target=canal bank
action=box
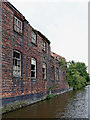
[2,85,89,118]
[2,88,72,114]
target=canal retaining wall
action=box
[2,88,72,114]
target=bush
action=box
[46,94,54,100]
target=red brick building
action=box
[0,2,69,113]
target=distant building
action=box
[0,2,69,113]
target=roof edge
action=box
[37,31,51,44]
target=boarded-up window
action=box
[42,63,46,79]
[31,58,36,78]
[14,16,22,34]
[13,50,21,77]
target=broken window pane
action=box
[13,50,21,77]
[42,63,46,79]
[31,31,36,44]
[14,16,22,34]
[42,41,46,51]
[31,58,36,78]
[31,71,35,78]
[31,65,35,70]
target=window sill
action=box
[13,76,23,78]
[43,79,47,81]
[14,30,23,36]
[31,78,37,82]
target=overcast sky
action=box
[9,0,88,66]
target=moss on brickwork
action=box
[2,98,42,114]
[2,100,27,113]
[2,88,72,114]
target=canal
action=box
[2,85,90,118]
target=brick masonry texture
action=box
[1,2,69,112]
[0,1,2,108]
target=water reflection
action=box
[3,85,89,118]
[60,87,88,118]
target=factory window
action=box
[42,63,46,79]
[14,16,22,34]
[42,40,46,51]
[13,50,21,77]
[31,31,37,44]
[51,66,55,81]
[56,68,59,81]
[31,58,36,78]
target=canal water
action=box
[2,85,90,118]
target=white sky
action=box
[8,0,88,66]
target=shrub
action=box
[46,94,54,100]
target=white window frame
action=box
[31,31,37,44]
[14,16,22,34]
[31,58,36,78]
[13,50,21,77]
[42,40,46,51]
[42,63,46,79]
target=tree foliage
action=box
[66,61,89,90]
[58,59,89,90]
[75,62,89,82]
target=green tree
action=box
[58,58,89,90]
[66,61,88,90]
[75,62,90,82]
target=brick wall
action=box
[2,2,69,103]
[0,1,2,101]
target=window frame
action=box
[31,57,37,79]
[56,68,59,81]
[42,40,46,52]
[51,66,55,81]
[13,50,21,77]
[31,31,37,44]
[14,16,23,34]
[42,63,47,80]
